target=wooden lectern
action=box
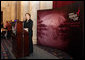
[11,21,29,58]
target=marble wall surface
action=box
[1,1,53,44]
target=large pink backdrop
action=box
[37,9,71,50]
[37,1,83,59]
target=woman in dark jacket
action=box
[24,13,33,54]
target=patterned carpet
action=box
[1,38,72,59]
[36,45,72,59]
[1,38,12,59]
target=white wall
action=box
[1,1,53,44]
[40,1,53,10]
[21,1,53,44]
[31,1,53,44]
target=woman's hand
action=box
[24,28,29,32]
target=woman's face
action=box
[26,14,30,20]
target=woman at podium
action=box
[24,13,33,54]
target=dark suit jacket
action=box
[24,19,33,37]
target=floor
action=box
[19,45,59,59]
[1,38,72,59]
